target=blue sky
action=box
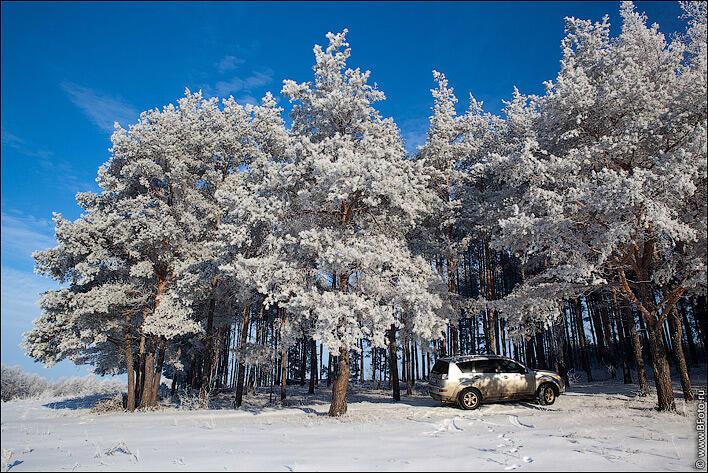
[1,1,685,378]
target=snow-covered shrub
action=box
[49,376,122,398]
[91,393,126,414]
[1,365,50,401]
[176,388,208,410]
[1,365,122,401]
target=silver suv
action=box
[428,355,565,410]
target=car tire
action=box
[537,383,556,406]
[457,388,482,410]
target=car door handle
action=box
[502,375,509,379]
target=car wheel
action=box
[457,388,482,410]
[537,383,556,405]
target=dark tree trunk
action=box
[234,305,251,408]
[200,298,216,402]
[623,307,649,395]
[280,310,288,403]
[308,337,317,395]
[388,324,400,402]
[360,339,365,384]
[614,305,633,384]
[574,298,593,382]
[647,325,676,411]
[694,295,707,348]
[669,309,694,401]
[150,337,167,405]
[404,332,412,395]
[681,307,698,365]
[139,340,156,409]
[124,317,136,412]
[299,335,306,387]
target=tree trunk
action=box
[616,244,684,411]
[359,339,365,384]
[139,340,156,409]
[299,334,306,387]
[124,317,136,412]
[280,310,288,403]
[647,325,676,411]
[623,307,649,395]
[150,337,167,405]
[234,305,251,408]
[693,295,707,348]
[388,324,400,402]
[308,337,317,395]
[681,307,698,365]
[574,298,593,382]
[136,326,146,406]
[200,298,216,402]
[404,331,412,395]
[139,272,168,408]
[669,309,694,401]
[328,346,350,416]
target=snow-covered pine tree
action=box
[470,2,707,411]
[417,71,509,356]
[213,92,293,407]
[274,30,451,416]
[25,210,149,411]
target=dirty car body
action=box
[428,355,565,409]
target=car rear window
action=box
[457,361,475,373]
[431,360,449,375]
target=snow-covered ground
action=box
[1,381,703,471]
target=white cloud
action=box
[1,131,53,159]
[0,266,56,330]
[1,130,94,194]
[61,82,137,133]
[216,55,246,73]
[1,212,56,261]
[212,69,274,98]
[236,95,258,106]
[214,77,245,97]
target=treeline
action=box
[167,244,705,402]
[23,2,706,414]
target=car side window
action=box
[457,361,475,373]
[500,360,526,374]
[473,360,501,373]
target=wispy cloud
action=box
[216,54,246,73]
[0,264,92,379]
[1,211,56,261]
[212,69,274,97]
[0,266,57,329]
[61,82,137,133]
[1,131,53,159]
[1,130,93,194]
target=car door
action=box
[472,359,504,400]
[499,360,534,398]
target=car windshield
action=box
[431,360,449,375]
